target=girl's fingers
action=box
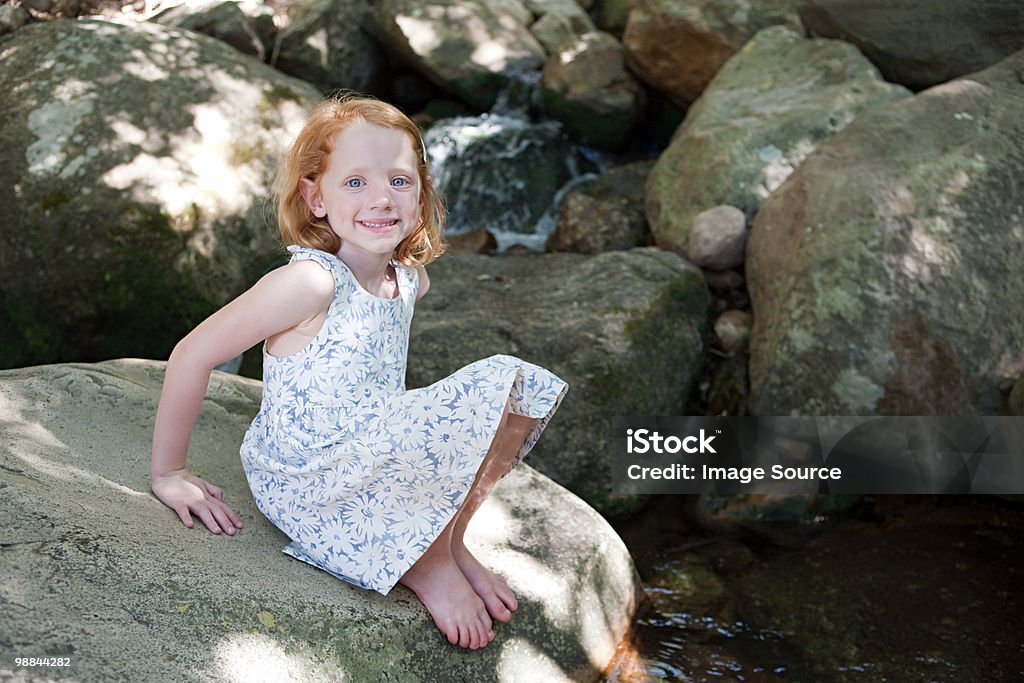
[205,482,224,500]
[209,504,237,535]
[194,506,222,534]
[174,504,195,529]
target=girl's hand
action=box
[151,469,244,536]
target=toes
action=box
[484,595,512,622]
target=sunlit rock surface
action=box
[0,360,641,681]
[645,26,908,255]
[746,48,1024,416]
[0,19,318,369]
[369,0,545,110]
[409,249,710,517]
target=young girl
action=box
[150,94,567,650]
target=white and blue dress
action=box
[240,246,568,594]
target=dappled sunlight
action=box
[6,425,149,498]
[396,3,528,71]
[395,15,442,55]
[213,632,346,683]
[502,551,572,631]
[123,47,171,81]
[101,66,305,229]
[497,637,568,682]
[465,491,522,547]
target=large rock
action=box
[150,0,277,62]
[800,0,1024,91]
[622,0,803,107]
[546,160,653,254]
[409,250,710,516]
[540,30,646,151]
[0,19,318,369]
[746,49,1024,416]
[369,0,546,110]
[523,0,594,54]
[274,0,389,95]
[0,360,641,681]
[645,26,909,255]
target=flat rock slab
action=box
[0,360,640,681]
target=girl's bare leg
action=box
[398,406,537,646]
[398,517,495,649]
[450,409,538,622]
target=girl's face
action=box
[301,122,422,260]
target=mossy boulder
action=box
[368,0,545,110]
[645,26,909,256]
[540,30,646,151]
[0,359,641,681]
[409,249,710,517]
[746,48,1024,416]
[0,19,319,369]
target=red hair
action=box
[273,93,445,265]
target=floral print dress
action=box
[240,246,568,594]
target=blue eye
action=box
[391,177,410,188]
[345,178,364,189]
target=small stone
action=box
[688,205,747,270]
[713,309,753,356]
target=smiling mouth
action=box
[358,219,400,232]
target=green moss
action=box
[260,83,303,109]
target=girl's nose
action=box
[368,185,394,210]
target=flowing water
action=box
[423,113,595,252]
[606,495,1024,682]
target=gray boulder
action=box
[524,0,594,54]
[540,30,646,151]
[273,0,389,95]
[622,0,803,107]
[645,26,909,255]
[150,0,277,62]
[409,250,710,517]
[0,19,319,369]
[800,0,1024,91]
[369,0,545,109]
[0,360,641,681]
[746,49,1024,416]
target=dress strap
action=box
[287,245,344,289]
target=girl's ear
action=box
[299,178,327,218]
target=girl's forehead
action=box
[331,122,418,162]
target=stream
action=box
[605,495,1024,682]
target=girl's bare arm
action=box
[151,259,334,533]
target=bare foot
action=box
[400,542,495,649]
[452,541,518,622]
